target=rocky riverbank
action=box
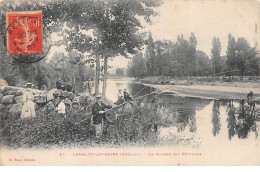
[0,85,95,126]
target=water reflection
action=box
[212,100,221,136]
[105,79,259,143]
[227,99,259,140]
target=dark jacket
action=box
[92,102,112,124]
[56,81,65,90]
[124,92,132,102]
[66,83,73,92]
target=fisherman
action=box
[92,94,112,138]
[123,88,132,102]
[21,83,36,118]
[56,78,65,91]
[66,81,73,92]
[148,92,160,132]
[116,89,125,105]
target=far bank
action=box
[136,77,260,100]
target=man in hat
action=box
[66,81,73,92]
[56,78,65,91]
[116,89,125,105]
[123,88,132,102]
[148,92,160,132]
[92,94,112,138]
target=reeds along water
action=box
[226,99,259,140]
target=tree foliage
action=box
[211,37,222,74]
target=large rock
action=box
[46,89,55,102]
[3,86,17,95]
[2,95,15,104]
[14,95,24,104]
[0,93,3,102]
[34,92,47,104]
[0,78,8,87]
[15,89,24,96]
[0,104,5,111]
[61,91,75,100]
[0,86,4,93]
[8,103,22,119]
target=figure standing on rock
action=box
[116,89,125,105]
[56,78,65,91]
[21,83,36,118]
[123,88,132,102]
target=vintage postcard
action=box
[0,0,260,166]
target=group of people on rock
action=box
[56,78,74,93]
[116,88,133,104]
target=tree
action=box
[48,51,94,92]
[226,33,237,79]
[195,50,212,76]
[60,0,161,97]
[0,0,87,86]
[211,37,222,75]
[115,68,124,78]
[235,37,258,79]
[146,32,156,76]
[127,53,147,79]
[175,33,197,77]
[189,32,197,76]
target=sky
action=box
[47,0,260,72]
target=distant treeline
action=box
[127,33,259,79]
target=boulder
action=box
[0,86,4,93]
[34,92,47,104]
[3,86,17,95]
[2,95,15,104]
[46,89,55,102]
[0,104,5,111]
[15,89,24,96]
[14,95,24,104]
[8,103,22,119]
[0,78,8,86]
[61,91,75,100]
[0,93,3,102]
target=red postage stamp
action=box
[6,11,43,55]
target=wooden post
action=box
[95,29,100,96]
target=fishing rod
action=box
[75,84,177,125]
[133,86,148,98]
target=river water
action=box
[100,79,260,148]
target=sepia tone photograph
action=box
[0,0,260,166]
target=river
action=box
[100,78,260,148]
